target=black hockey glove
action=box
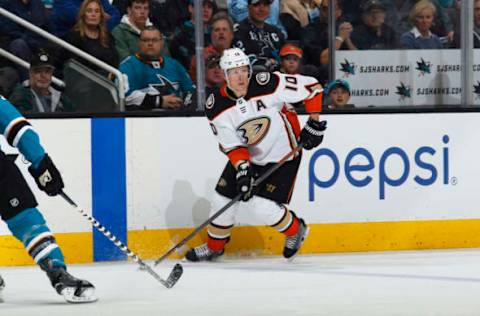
[236,161,254,202]
[28,154,64,196]
[300,119,327,150]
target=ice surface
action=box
[2,249,480,316]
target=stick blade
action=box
[165,263,183,289]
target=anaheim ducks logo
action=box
[237,117,271,145]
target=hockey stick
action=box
[59,191,183,289]
[154,142,304,266]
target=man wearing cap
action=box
[233,0,285,72]
[169,0,216,70]
[9,52,74,114]
[204,54,225,95]
[350,0,398,50]
[324,79,354,109]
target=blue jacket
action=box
[0,95,45,169]
[50,0,120,38]
[0,0,53,49]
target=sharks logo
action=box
[416,58,432,76]
[395,82,412,101]
[150,74,180,96]
[474,81,480,99]
[339,59,356,77]
[237,117,271,145]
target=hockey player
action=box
[185,48,326,262]
[0,95,96,303]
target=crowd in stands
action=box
[0,0,476,113]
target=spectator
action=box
[119,26,195,110]
[301,0,354,67]
[189,12,234,82]
[9,52,74,113]
[472,0,480,48]
[67,0,119,74]
[204,54,225,94]
[382,0,454,42]
[111,0,153,62]
[233,0,285,72]
[323,79,354,110]
[453,0,480,48]
[279,43,303,74]
[228,0,287,37]
[170,0,216,70]
[350,0,398,50]
[423,0,455,41]
[0,0,53,78]
[401,0,443,49]
[50,0,120,39]
[158,0,191,37]
[279,0,322,41]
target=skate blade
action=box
[61,287,98,304]
[287,226,310,262]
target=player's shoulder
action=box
[246,72,280,97]
[204,87,236,121]
[0,95,12,108]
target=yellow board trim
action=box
[0,232,92,266]
[3,219,480,266]
[128,219,480,260]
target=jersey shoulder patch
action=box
[247,72,280,98]
[205,93,215,110]
[255,72,271,85]
[204,89,236,121]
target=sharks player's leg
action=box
[185,162,240,262]
[0,153,96,303]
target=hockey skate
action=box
[283,218,309,260]
[185,243,224,262]
[40,260,97,303]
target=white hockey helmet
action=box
[220,48,252,88]
[220,48,250,70]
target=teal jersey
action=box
[0,96,45,168]
[120,54,195,106]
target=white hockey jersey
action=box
[205,71,323,167]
